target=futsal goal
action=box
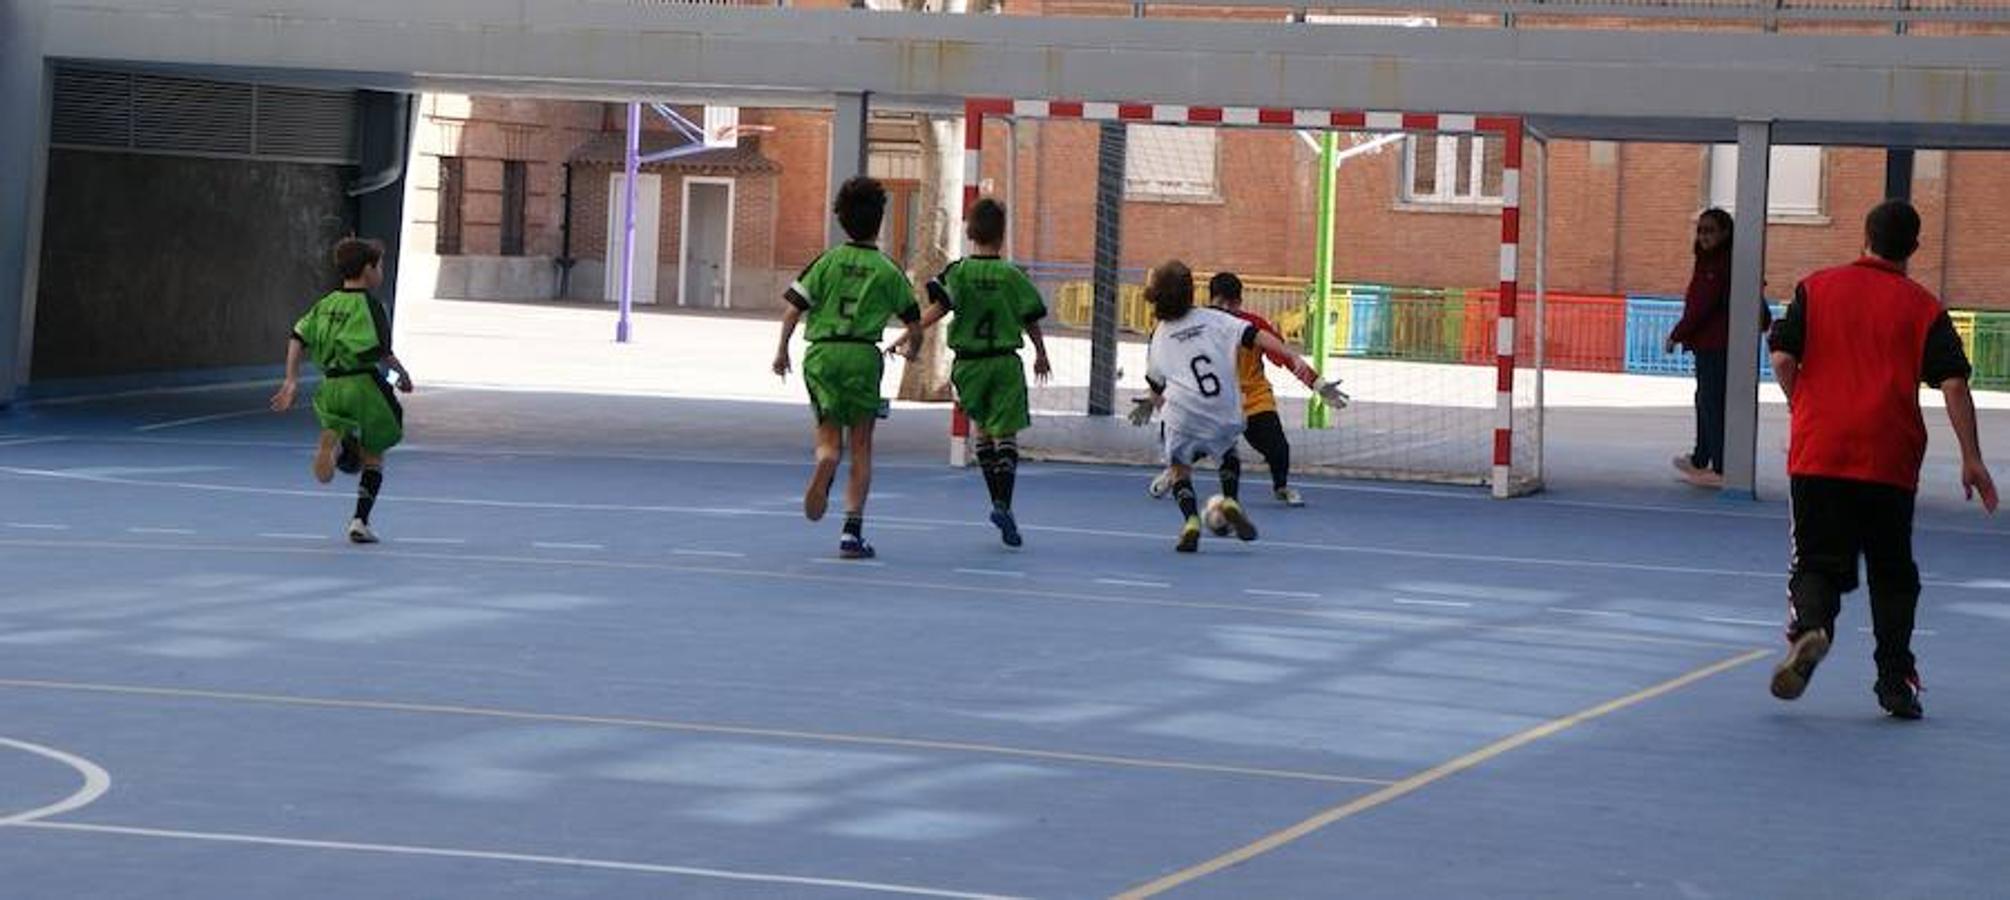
[948,98,1545,497]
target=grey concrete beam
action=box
[829,92,870,247]
[42,1,2010,130]
[1723,120,1771,501]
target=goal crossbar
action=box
[959,97,1530,498]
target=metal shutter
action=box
[50,65,359,164]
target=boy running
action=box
[905,198,1052,547]
[1132,261,1346,552]
[774,176,924,560]
[269,237,413,544]
[1149,272,1317,506]
[1766,200,1996,719]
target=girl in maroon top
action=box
[1666,209,1769,485]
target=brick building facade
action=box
[405,6,2010,313]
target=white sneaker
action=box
[1274,486,1305,507]
[346,519,379,544]
[1147,471,1173,499]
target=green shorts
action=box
[803,341,885,426]
[951,353,1031,437]
[313,373,404,454]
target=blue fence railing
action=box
[1624,295,1784,381]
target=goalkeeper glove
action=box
[1312,377,1350,410]
[1127,396,1157,427]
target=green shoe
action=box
[1176,516,1202,553]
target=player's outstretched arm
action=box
[1254,330,1348,408]
[1026,322,1053,384]
[891,305,948,359]
[383,353,415,393]
[1941,377,1998,514]
[271,336,305,411]
[774,306,803,377]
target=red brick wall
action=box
[1943,151,2010,308]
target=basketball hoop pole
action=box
[617,101,640,344]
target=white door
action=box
[679,177,735,308]
[605,172,662,304]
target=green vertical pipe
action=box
[1308,131,1338,429]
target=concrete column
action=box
[1885,148,1915,201]
[828,91,870,247]
[352,91,416,311]
[0,1,50,406]
[1723,120,1772,500]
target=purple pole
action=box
[617,101,640,343]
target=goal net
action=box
[954,100,1545,497]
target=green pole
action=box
[1308,130,1338,429]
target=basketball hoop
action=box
[701,106,776,149]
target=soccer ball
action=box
[1202,494,1233,536]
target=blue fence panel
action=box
[1344,287,1389,356]
[1624,296,1692,375]
[1626,294,1782,381]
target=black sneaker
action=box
[1770,629,1830,701]
[1875,675,1924,720]
[838,534,876,560]
[335,435,363,475]
[989,507,1022,548]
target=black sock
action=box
[1173,478,1198,520]
[355,466,383,523]
[1219,451,1243,502]
[843,513,864,540]
[973,437,1004,508]
[995,436,1019,510]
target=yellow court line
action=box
[1113,647,1772,899]
[0,677,1390,787]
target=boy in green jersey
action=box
[903,198,1051,547]
[269,238,415,544]
[773,177,924,559]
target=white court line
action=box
[5,523,69,531]
[811,557,886,568]
[956,568,1025,579]
[1858,626,1938,637]
[0,737,112,826]
[12,821,1019,899]
[0,537,1761,650]
[531,542,603,551]
[10,465,2008,583]
[257,532,326,541]
[1096,578,1170,589]
[133,407,272,433]
[1548,607,1630,618]
[126,527,195,536]
[0,437,68,449]
[1700,616,1779,628]
[392,537,467,546]
[1393,598,1474,609]
[1244,589,1321,600]
[672,549,745,558]
[869,522,934,532]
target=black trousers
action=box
[1788,476,1921,681]
[1690,349,1728,474]
[1243,410,1291,490]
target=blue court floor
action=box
[2,385,2007,898]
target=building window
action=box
[1402,135,1504,206]
[501,160,528,257]
[1125,125,1219,201]
[1708,145,1825,220]
[437,157,465,256]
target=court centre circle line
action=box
[0,737,111,826]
